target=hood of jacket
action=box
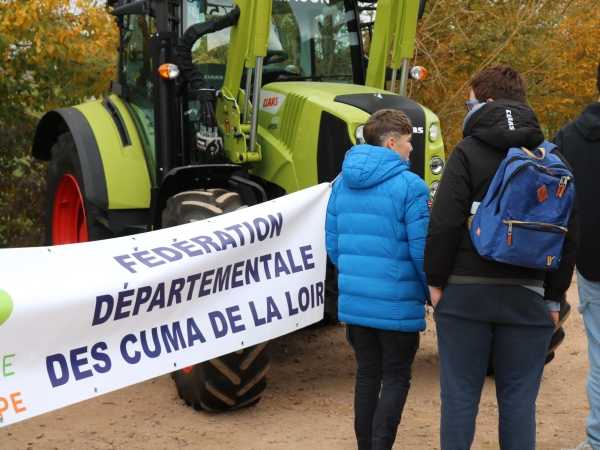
[573,102,600,141]
[463,99,545,150]
[342,144,408,189]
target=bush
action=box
[0,118,46,248]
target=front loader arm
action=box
[217,0,272,165]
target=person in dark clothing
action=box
[424,65,579,450]
[557,62,600,450]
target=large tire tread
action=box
[163,189,271,412]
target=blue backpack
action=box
[469,141,575,270]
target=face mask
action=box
[463,101,486,133]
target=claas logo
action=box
[0,288,13,327]
[262,97,279,108]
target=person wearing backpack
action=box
[423,65,579,449]
[556,62,600,450]
[326,109,430,450]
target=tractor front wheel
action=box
[162,189,271,411]
[44,132,111,245]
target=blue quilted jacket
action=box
[325,144,430,332]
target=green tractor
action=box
[31,0,445,411]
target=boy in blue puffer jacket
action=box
[326,109,430,450]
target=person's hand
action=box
[429,286,443,308]
[550,311,559,325]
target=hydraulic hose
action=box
[177,5,241,93]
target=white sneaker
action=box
[561,443,593,450]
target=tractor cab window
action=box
[119,5,157,158]
[184,0,233,90]
[270,0,359,84]
[183,0,360,88]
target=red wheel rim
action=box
[53,174,88,245]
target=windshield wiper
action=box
[276,74,353,82]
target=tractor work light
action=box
[429,123,439,142]
[355,124,365,144]
[409,66,428,81]
[430,156,444,175]
[158,63,180,80]
[429,180,440,198]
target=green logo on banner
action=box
[0,288,14,326]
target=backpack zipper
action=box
[497,162,570,202]
[489,158,567,203]
[556,176,571,198]
[502,219,568,246]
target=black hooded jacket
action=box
[424,99,579,302]
[554,102,600,281]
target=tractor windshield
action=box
[183,0,362,88]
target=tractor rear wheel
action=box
[162,189,271,411]
[44,132,111,245]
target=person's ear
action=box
[486,98,494,103]
[383,136,394,150]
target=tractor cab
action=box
[118,0,365,168]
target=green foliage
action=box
[0,0,117,127]
[0,118,45,248]
[0,0,117,247]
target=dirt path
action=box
[1,280,590,449]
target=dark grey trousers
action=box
[434,284,555,450]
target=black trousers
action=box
[435,284,555,450]
[346,324,420,450]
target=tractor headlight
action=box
[355,125,365,144]
[429,181,440,198]
[429,123,439,142]
[429,156,444,175]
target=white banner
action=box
[0,184,330,426]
